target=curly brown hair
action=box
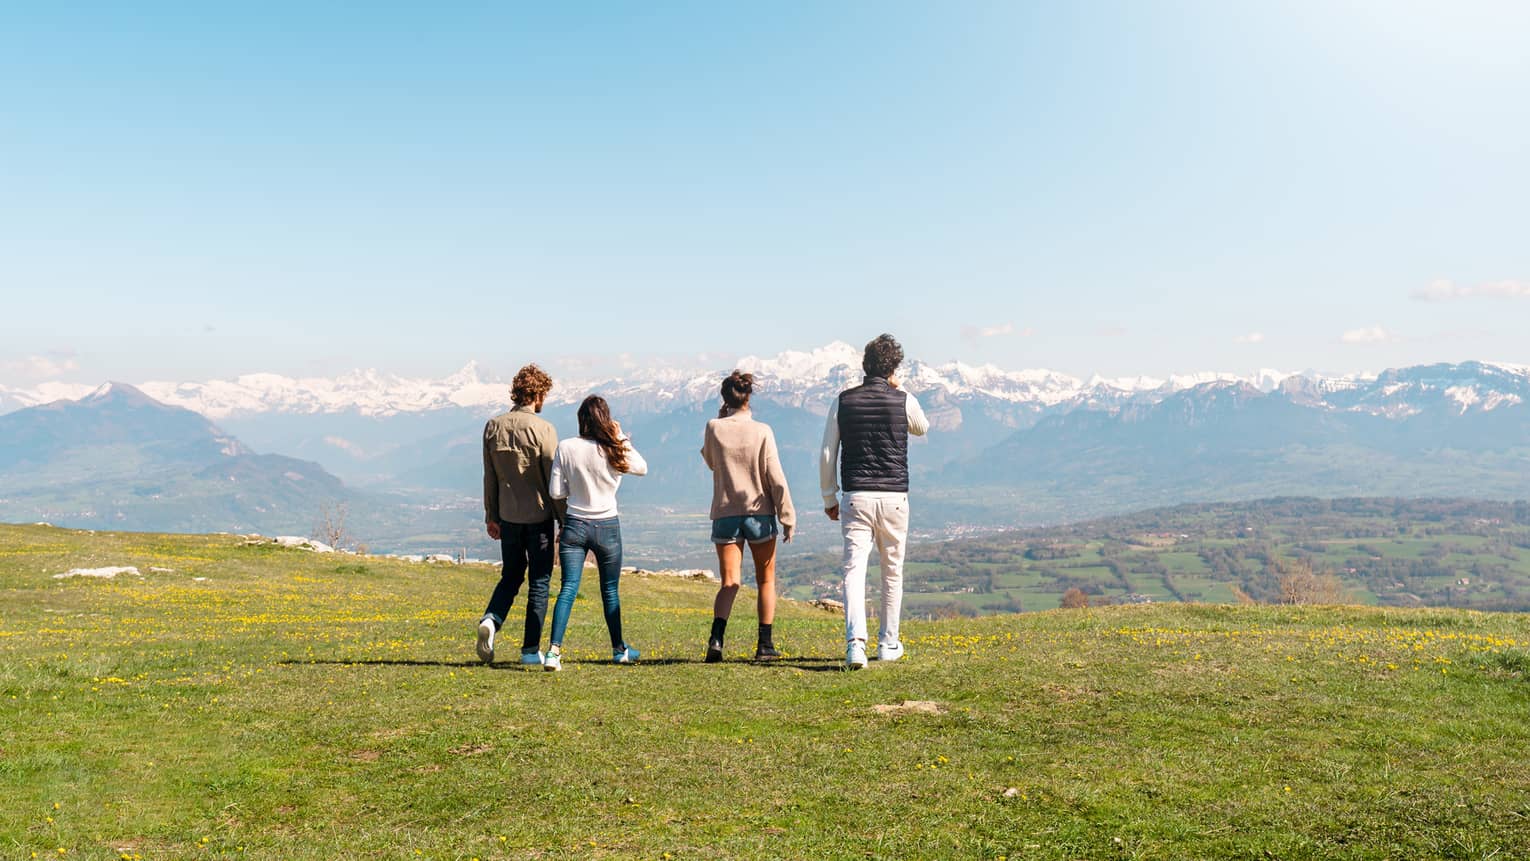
[862,334,904,378]
[511,364,553,407]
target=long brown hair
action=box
[577,395,630,473]
[719,370,754,418]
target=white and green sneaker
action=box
[544,647,562,672]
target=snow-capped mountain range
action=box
[8,341,1520,421]
[5,344,1530,553]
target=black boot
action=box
[706,617,726,663]
[754,623,780,661]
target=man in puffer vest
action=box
[819,334,930,669]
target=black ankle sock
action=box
[757,623,774,648]
[710,617,727,644]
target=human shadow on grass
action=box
[625,656,850,673]
[280,657,854,673]
[539,656,850,673]
[278,659,485,668]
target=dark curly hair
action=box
[511,364,553,407]
[862,334,904,379]
[719,370,754,417]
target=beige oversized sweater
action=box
[700,409,796,533]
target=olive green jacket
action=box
[483,405,565,525]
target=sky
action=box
[3,1,1529,386]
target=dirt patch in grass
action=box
[871,700,946,716]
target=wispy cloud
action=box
[1,353,78,380]
[1234,332,1266,344]
[1411,279,1530,302]
[1340,326,1397,345]
[960,322,1033,340]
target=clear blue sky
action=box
[3,1,1528,384]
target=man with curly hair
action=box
[478,363,565,667]
[819,334,929,669]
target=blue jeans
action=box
[550,516,626,650]
[483,518,555,654]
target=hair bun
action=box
[731,371,754,395]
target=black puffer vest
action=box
[837,377,910,493]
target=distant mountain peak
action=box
[83,381,160,408]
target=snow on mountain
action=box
[0,381,97,414]
[135,364,516,418]
[4,347,1527,421]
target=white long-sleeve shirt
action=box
[549,436,648,520]
[819,389,929,508]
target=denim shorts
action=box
[711,514,778,545]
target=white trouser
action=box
[839,492,909,644]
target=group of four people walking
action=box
[476,333,926,670]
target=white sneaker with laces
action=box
[877,639,905,663]
[475,618,496,664]
[845,640,868,670]
[520,650,545,668]
[544,648,562,672]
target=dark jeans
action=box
[550,516,625,650]
[483,518,556,654]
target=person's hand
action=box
[825,505,840,521]
[782,525,795,543]
[486,521,501,541]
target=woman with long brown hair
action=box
[700,371,795,662]
[544,395,648,670]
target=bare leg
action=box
[749,538,777,625]
[713,542,743,619]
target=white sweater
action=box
[549,436,648,520]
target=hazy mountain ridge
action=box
[0,382,347,535]
[6,347,1524,434]
[0,342,1386,419]
[4,352,1530,557]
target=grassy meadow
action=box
[2,523,1529,860]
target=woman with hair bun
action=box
[700,370,796,662]
[544,394,648,670]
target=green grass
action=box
[3,524,1529,860]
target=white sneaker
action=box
[520,650,545,668]
[544,648,562,672]
[877,639,904,662]
[475,619,496,664]
[845,640,868,670]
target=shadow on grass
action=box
[277,657,852,673]
[608,656,849,673]
[278,659,484,668]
